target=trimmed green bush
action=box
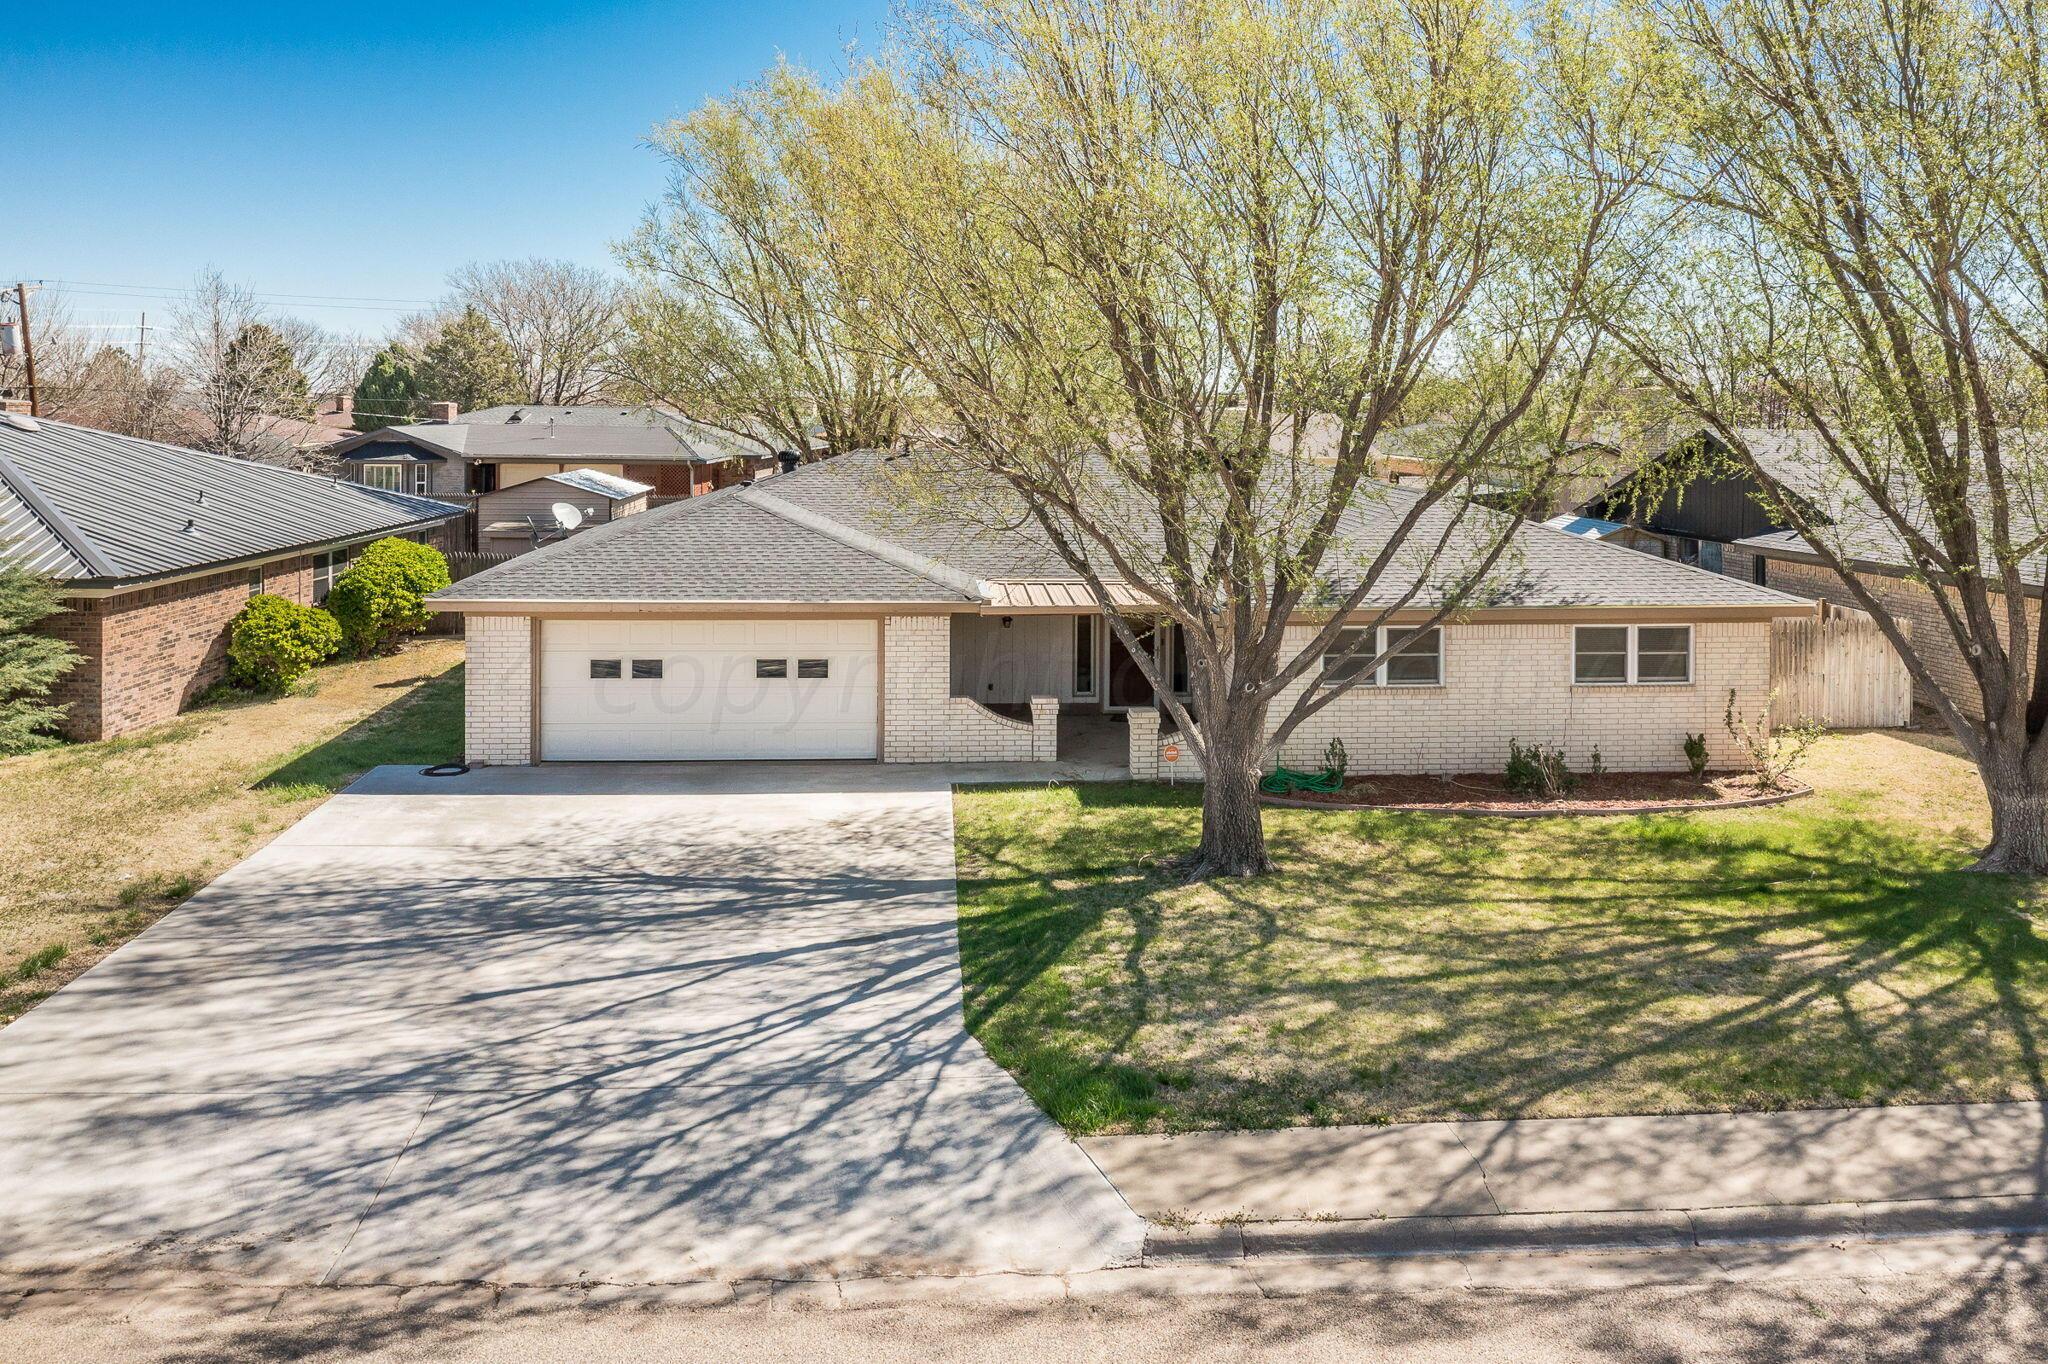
[326,538,451,656]
[227,594,341,693]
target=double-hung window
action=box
[1321,625,1443,688]
[1573,624,1692,685]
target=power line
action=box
[36,278,439,307]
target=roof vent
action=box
[195,489,208,506]
[182,517,198,534]
[507,409,525,424]
[0,410,40,432]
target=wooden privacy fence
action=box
[444,550,521,581]
[1770,607,1913,728]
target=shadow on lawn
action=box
[955,782,2048,1134]
[254,664,465,797]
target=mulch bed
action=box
[1263,771,1813,817]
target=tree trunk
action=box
[1187,711,1273,879]
[1975,755,2048,874]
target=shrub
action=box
[1724,688,1824,791]
[1505,738,1575,798]
[1683,732,1710,778]
[327,538,451,655]
[1323,736,1348,780]
[227,594,341,693]
[1588,745,1605,777]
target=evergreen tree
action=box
[0,560,79,754]
[351,343,425,431]
[417,308,525,414]
[223,323,312,419]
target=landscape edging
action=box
[1260,780,1814,818]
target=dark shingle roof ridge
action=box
[1516,498,1812,606]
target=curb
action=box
[1260,780,1814,818]
[1141,1194,2048,1264]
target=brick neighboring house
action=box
[430,449,1815,773]
[322,404,792,552]
[0,414,460,741]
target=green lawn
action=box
[954,731,2048,1133]
[0,639,465,1024]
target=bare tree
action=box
[169,271,321,455]
[446,259,621,405]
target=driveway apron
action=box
[0,763,1143,1284]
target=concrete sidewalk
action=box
[1083,1101,2048,1261]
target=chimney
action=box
[0,397,30,415]
[425,401,459,423]
[332,393,354,418]
[776,450,801,474]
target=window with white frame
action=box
[1321,625,1443,687]
[312,548,350,603]
[357,462,429,496]
[1573,624,1692,685]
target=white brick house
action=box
[432,451,1813,776]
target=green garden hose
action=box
[1260,766,1345,795]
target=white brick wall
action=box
[1150,620,1769,776]
[882,615,1039,762]
[465,615,533,765]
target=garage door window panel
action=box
[589,659,623,679]
[756,658,788,679]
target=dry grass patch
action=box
[955,731,2048,1133]
[0,639,464,1024]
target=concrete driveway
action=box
[0,764,1142,1285]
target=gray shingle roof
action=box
[438,481,973,605]
[436,449,1808,612]
[333,405,774,466]
[0,417,460,585]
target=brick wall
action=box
[1132,620,1771,778]
[45,556,314,741]
[464,614,534,765]
[1761,557,2036,722]
[881,615,1038,762]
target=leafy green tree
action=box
[758,0,1648,877]
[0,560,79,754]
[326,538,451,655]
[227,595,342,693]
[417,308,525,414]
[352,344,425,431]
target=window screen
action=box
[1383,627,1441,686]
[1635,626,1692,682]
[1573,627,1630,684]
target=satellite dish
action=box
[552,502,585,531]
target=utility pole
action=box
[13,283,40,416]
[137,311,147,366]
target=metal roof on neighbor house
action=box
[0,417,461,586]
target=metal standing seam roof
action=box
[435,448,1816,613]
[0,417,461,585]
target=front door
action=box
[1107,624,1157,710]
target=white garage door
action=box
[540,618,880,761]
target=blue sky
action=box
[4,1,889,340]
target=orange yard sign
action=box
[1163,743,1180,763]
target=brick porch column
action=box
[1029,695,1059,761]
[1127,708,1159,779]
